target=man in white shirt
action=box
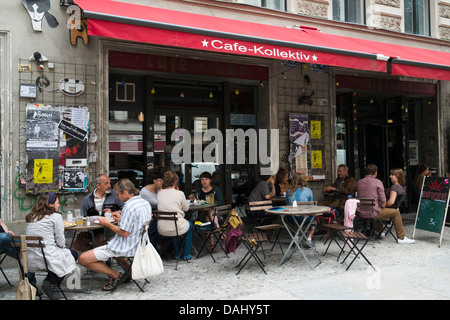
[79,178,152,291]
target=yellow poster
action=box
[310,120,321,139]
[34,159,53,183]
[312,150,322,169]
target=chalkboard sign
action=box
[413,177,450,247]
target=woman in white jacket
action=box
[26,192,78,300]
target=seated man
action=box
[319,164,356,215]
[73,174,123,251]
[81,174,123,217]
[356,164,415,244]
[79,178,152,291]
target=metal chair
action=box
[110,221,152,293]
[249,200,285,257]
[152,211,190,270]
[0,251,13,287]
[195,204,232,262]
[378,193,407,242]
[338,230,375,271]
[10,235,68,300]
[235,232,268,275]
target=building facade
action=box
[1,0,449,223]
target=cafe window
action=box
[404,0,430,36]
[116,82,135,102]
[241,0,286,11]
[332,0,365,24]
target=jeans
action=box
[0,232,19,259]
[173,221,194,259]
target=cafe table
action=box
[265,205,330,270]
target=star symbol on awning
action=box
[312,54,318,61]
[201,39,209,47]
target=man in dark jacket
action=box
[319,164,356,214]
[81,174,123,217]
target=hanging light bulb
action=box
[282,72,286,79]
[180,91,184,98]
[138,112,144,122]
[235,88,239,95]
[151,87,155,94]
[209,91,213,98]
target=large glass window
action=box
[332,0,365,24]
[241,0,286,11]
[404,0,430,36]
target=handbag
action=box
[132,226,164,280]
[16,235,37,300]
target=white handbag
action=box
[132,226,164,280]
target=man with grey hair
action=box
[74,174,123,251]
[319,164,356,215]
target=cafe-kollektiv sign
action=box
[413,177,450,247]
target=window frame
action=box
[404,0,430,36]
[332,0,366,25]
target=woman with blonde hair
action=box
[286,173,316,247]
[157,171,193,260]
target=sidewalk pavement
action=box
[1,213,450,301]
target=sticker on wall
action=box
[59,78,85,96]
[22,0,59,31]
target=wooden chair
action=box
[195,204,232,262]
[152,211,190,270]
[249,200,285,257]
[10,235,68,300]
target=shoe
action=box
[398,236,415,244]
[41,279,60,300]
[380,231,386,238]
[102,272,124,291]
[306,238,314,248]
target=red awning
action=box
[74,0,450,81]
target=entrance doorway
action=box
[108,74,262,203]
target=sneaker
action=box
[303,238,314,249]
[398,236,415,244]
[41,279,60,300]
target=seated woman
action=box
[26,193,78,300]
[188,171,224,252]
[377,168,407,238]
[140,171,164,245]
[247,174,277,225]
[285,173,316,247]
[274,167,290,197]
[157,171,194,260]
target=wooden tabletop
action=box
[188,203,217,211]
[265,205,330,216]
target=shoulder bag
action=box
[16,235,37,300]
[132,225,164,280]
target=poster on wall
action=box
[288,113,326,180]
[26,104,89,194]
